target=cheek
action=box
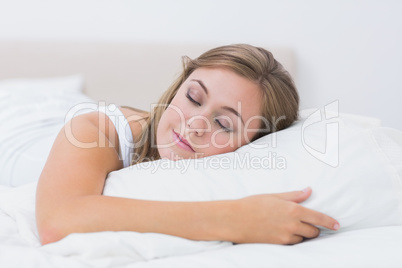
[159,105,184,127]
[168,97,194,122]
[211,128,256,151]
[157,108,176,141]
[209,131,240,150]
[242,118,263,143]
[157,104,190,145]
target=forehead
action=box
[185,67,263,121]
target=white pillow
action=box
[103,107,402,235]
[0,75,94,186]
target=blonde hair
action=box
[132,44,299,164]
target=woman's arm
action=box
[36,110,233,244]
[36,110,339,245]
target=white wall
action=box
[0,0,401,129]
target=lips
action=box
[173,130,195,152]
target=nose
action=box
[186,115,210,137]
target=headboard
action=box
[0,41,296,111]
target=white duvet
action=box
[1,77,402,267]
[1,124,402,268]
[1,182,402,268]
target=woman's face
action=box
[156,67,263,160]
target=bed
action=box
[0,41,401,268]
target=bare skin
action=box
[36,107,339,245]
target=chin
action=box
[159,149,203,161]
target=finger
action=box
[272,187,312,203]
[286,235,304,245]
[300,207,340,231]
[296,222,320,239]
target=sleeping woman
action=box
[36,44,340,245]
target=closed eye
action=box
[214,118,232,133]
[186,91,201,106]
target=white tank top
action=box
[98,104,134,168]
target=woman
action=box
[36,44,340,245]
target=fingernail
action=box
[302,187,311,193]
[333,223,340,230]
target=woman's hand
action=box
[226,187,339,245]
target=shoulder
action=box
[57,112,123,172]
[71,106,149,148]
[119,107,149,141]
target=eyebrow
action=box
[192,79,209,95]
[191,79,245,125]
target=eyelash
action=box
[186,91,201,106]
[214,118,232,133]
[186,90,232,133]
